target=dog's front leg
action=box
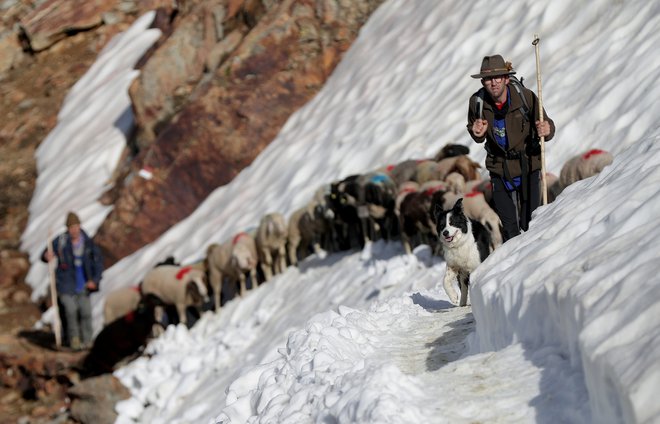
[458,272,470,307]
[443,267,459,305]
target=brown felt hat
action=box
[66,212,81,227]
[471,55,516,79]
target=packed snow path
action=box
[366,305,591,423]
[202,245,592,424]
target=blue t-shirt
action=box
[493,90,521,191]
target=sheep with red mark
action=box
[103,286,142,327]
[465,178,493,203]
[140,265,209,327]
[462,191,503,251]
[256,212,289,281]
[559,149,614,193]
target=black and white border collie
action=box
[433,198,492,306]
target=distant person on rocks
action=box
[467,54,555,241]
[42,212,103,350]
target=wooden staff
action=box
[47,230,62,349]
[533,33,548,205]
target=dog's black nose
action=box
[442,230,449,237]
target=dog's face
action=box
[434,198,470,246]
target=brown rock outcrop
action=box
[18,0,115,51]
[0,30,25,73]
[129,1,257,150]
[95,0,384,266]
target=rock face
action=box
[0,0,383,420]
[18,0,116,51]
[94,0,384,266]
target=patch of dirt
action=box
[0,12,131,424]
[0,299,86,424]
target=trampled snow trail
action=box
[118,242,592,424]
[375,306,475,375]
[362,303,592,424]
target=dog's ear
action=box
[453,197,464,211]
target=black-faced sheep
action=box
[140,265,209,327]
[326,175,365,250]
[396,181,447,254]
[358,172,398,242]
[255,213,288,281]
[433,143,471,161]
[81,293,162,377]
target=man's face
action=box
[482,75,509,102]
[68,223,81,239]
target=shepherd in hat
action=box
[41,212,103,350]
[466,54,555,241]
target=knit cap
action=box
[66,212,81,227]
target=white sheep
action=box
[103,286,142,327]
[444,172,467,194]
[141,265,209,327]
[415,155,481,185]
[256,212,288,281]
[465,178,493,203]
[287,202,326,266]
[206,232,259,310]
[462,191,503,251]
[559,149,614,192]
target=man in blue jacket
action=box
[42,212,103,350]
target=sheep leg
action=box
[249,268,258,289]
[208,266,222,312]
[288,239,299,267]
[176,303,188,327]
[238,273,247,297]
[277,245,287,274]
[261,250,273,281]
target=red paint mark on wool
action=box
[583,149,606,160]
[423,185,445,196]
[465,191,481,198]
[176,266,192,280]
[233,232,248,245]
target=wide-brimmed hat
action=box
[470,55,516,79]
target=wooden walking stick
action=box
[533,33,548,205]
[47,230,62,349]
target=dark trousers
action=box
[491,170,541,242]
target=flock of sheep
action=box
[89,144,613,375]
